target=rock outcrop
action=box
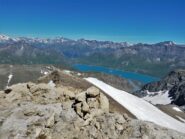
[0,72,185,139]
[37,70,92,90]
[169,81,185,106]
[73,86,109,120]
[135,69,185,108]
[139,70,185,92]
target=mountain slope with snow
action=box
[142,90,172,105]
[85,77,185,134]
[136,70,185,109]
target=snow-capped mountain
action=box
[76,38,131,48]
[155,41,176,46]
[0,34,130,48]
[0,34,185,77]
[0,34,11,41]
[0,35,21,43]
[0,34,182,49]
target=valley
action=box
[1,35,185,77]
[0,35,185,138]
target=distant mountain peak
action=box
[156,41,176,46]
[0,34,10,41]
[0,35,180,48]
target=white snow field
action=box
[143,90,171,105]
[7,74,13,88]
[85,77,185,133]
[173,107,183,112]
[176,116,185,123]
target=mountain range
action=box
[0,34,185,77]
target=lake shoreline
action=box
[73,64,160,84]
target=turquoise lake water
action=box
[73,64,159,84]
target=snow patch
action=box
[46,66,52,70]
[20,45,24,51]
[41,70,49,75]
[85,77,185,133]
[176,116,185,123]
[173,107,182,112]
[7,74,13,88]
[44,71,48,75]
[63,70,71,74]
[48,80,56,88]
[143,90,171,105]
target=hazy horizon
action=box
[1,33,183,44]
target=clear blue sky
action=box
[0,0,185,43]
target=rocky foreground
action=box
[0,70,185,139]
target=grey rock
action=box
[0,77,185,139]
[136,69,185,107]
[86,86,100,97]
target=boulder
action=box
[87,97,99,109]
[73,87,109,119]
[75,92,86,102]
[46,113,55,128]
[99,93,109,112]
[82,102,90,113]
[86,86,100,97]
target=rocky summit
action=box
[0,70,185,139]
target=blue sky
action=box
[0,0,185,43]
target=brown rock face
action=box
[37,70,91,90]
